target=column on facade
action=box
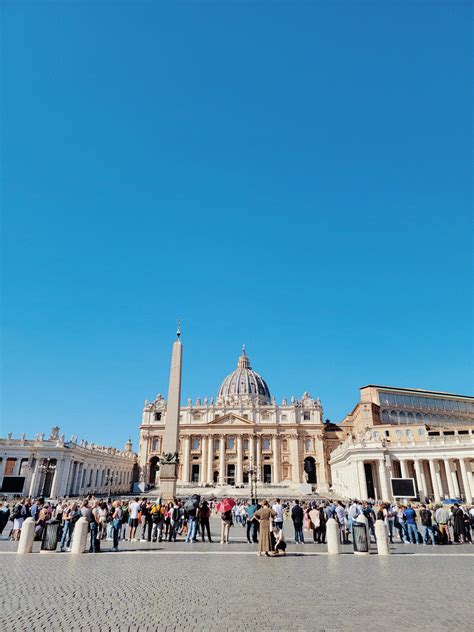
[434,460,444,499]
[458,459,473,503]
[377,458,390,500]
[28,459,41,497]
[207,434,213,484]
[449,460,460,498]
[236,435,243,486]
[290,434,300,483]
[256,436,261,482]
[272,435,280,485]
[443,459,455,498]
[316,438,329,492]
[49,459,63,499]
[357,460,368,500]
[399,460,408,479]
[413,459,426,501]
[428,459,441,500]
[182,436,190,484]
[200,436,208,484]
[218,435,226,485]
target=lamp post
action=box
[106,470,118,498]
[245,456,258,502]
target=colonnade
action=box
[356,456,473,502]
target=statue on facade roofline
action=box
[21,433,26,441]
[49,426,60,440]
[7,432,12,440]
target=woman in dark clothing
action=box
[452,504,466,543]
[198,501,212,542]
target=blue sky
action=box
[2,2,472,449]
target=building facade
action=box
[329,385,474,502]
[0,427,137,498]
[139,347,336,495]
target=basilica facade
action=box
[138,347,337,495]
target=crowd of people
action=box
[1,495,473,555]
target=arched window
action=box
[381,409,390,422]
[305,437,312,451]
[152,438,159,451]
[398,411,406,423]
[262,437,270,450]
[227,436,235,450]
[407,412,414,424]
[282,439,288,451]
[415,413,422,422]
[192,437,200,450]
[390,410,398,424]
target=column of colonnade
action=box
[359,456,474,502]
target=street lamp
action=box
[244,456,258,502]
[106,470,118,497]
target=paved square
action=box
[1,519,472,631]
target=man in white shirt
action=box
[272,499,284,530]
[128,497,141,541]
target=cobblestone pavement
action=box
[1,521,473,632]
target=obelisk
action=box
[160,326,183,501]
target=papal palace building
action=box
[139,347,340,496]
[330,385,474,503]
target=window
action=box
[262,437,270,450]
[381,409,390,422]
[398,411,406,423]
[405,429,412,437]
[152,438,159,451]
[262,413,270,421]
[281,414,287,421]
[214,439,220,450]
[19,458,29,476]
[5,458,16,475]
[243,438,249,450]
[227,437,235,450]
[193,413,201,421]
[407,412,414,423]
[390,410,398,423]
[282,439,288,451]
[192,438,200,450]
[303,412,311,421]
[418,428,425,436]
[372,431,380,439]
[395,429,402,437]
[305,438,312,451]
[154,412,162,421]
[243,414,248,420]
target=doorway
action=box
[263,464,272,483]
[304,457,317,484]
[227,464,235,486]
[191,464,200,483]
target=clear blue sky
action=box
[2,2,472,449]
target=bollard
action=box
[326,518,340,555]
[17,517,36,554]
[352,514,369,555]
[375,519,391,555]
[71,517,89,554]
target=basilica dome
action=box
[217,347,271,404]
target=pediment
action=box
[208,413,254,426]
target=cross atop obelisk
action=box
[160,324,183,501]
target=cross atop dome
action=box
[237,344,251,369]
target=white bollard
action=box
[375,519,391,555]
[354,513,370,555]
[70,517,89,554]
[17,517,36,554]
[326,518,340,555]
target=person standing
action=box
[220,509,233,544]
[452,504,466,544]
[253,500,277,556]
[185,506,198,543]
[128,497,140,541]
[111,501,122,552]
[198,501,212,542]
[403,504,420,544]
[420,504,436,545]
[272,499,284,531]
[0,503,10,536]
[291,500,304,544]
[434,504,451,544]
